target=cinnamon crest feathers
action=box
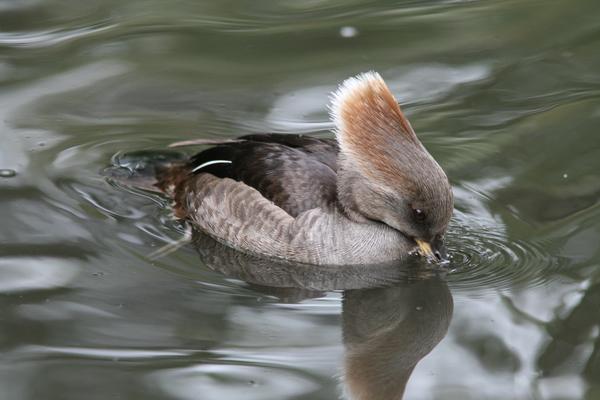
[110,72,454,265]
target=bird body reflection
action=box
[193,231,453,399]
[343,281,452,399]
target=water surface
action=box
[2,0,600,399]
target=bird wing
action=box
[185,134,339,217]
[176,173,405,265]
[179,173,325,263]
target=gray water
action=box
[2,0,600,399]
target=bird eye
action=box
[413,208,426,221]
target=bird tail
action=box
[102,150,188,195]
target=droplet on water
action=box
[340,26,358,38]
[0,169,16,178]
[562,173,568,179]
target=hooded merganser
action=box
[116,72,454,265]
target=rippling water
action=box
[2,0,600,399]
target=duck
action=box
[112,72,454,265]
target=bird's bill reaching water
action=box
[415,239,449,264]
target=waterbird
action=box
[108,72,454,265]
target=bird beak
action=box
[415,239,449,264]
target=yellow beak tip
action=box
[415,239,434,258]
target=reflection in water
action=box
[342,280,452,400]
[152,364,319,400]
[0,257,79,293]
[193,231,453,399]
[1,0,600,397]
[534,279,600,399]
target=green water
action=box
[2,0,600,399]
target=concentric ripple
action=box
[444,210,562,293]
